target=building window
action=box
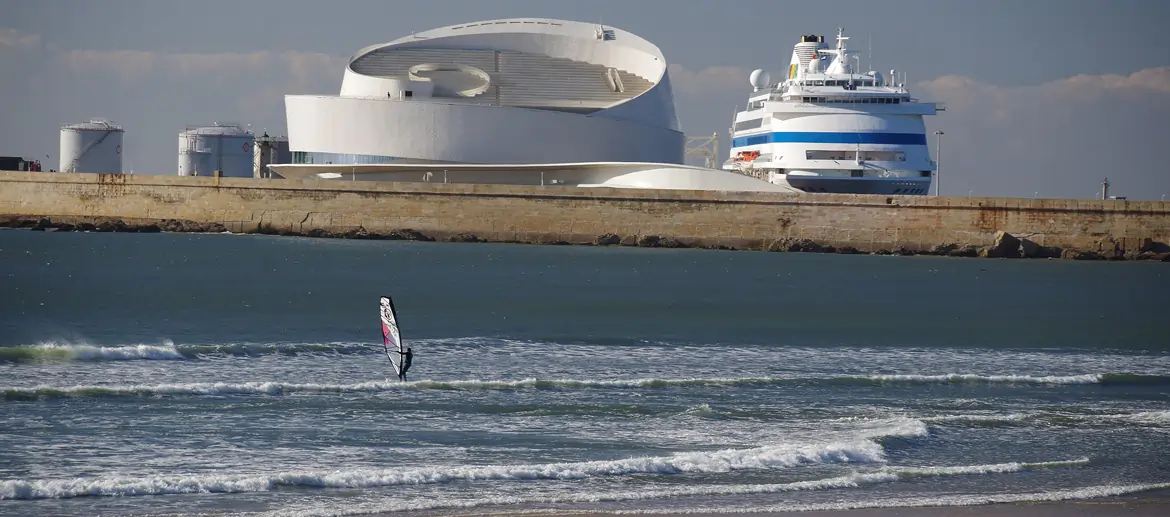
[805,150,907,161]
[734,118,764,131]
[404,90,413,98]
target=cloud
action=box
[0,28,40,51]
[668,64,752,96]
[670,63,1170,107]
[918,66,1170,110]
[914,66,1170,198]
[58,49,158,82]
[51,48,348,124]
[912,66,1170,130]
[57,49,345,90]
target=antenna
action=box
[868,31,872,73]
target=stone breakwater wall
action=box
[1,171,1168,261]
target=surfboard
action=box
[380,295,405,377]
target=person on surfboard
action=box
[398,347,413,381]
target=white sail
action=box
[380,295,404,376]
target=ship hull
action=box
[779,176,932,195]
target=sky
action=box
[1,0,1168,200]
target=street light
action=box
[934,130,944,196]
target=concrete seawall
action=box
[1,170,1168,260]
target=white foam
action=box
[5,340,184,361]
[602,481,1170,514]
[0,439,889,500]
[0,372,1112,399]
[887,457,1090,477]
[213,458,1098,517]
[924,412,1035,424]
[1105,410,1170,425]
[924,410,1170,428]
[861,373,1102,384]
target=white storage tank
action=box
[59,119,124,173]
[178,149,211,177]
[177,123,255,177]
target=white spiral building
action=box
[283,18,684,167]
[275,17,798,193]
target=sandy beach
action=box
[450,498,1170,517]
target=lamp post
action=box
[934,130,944,196]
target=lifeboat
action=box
[733,150,761,163]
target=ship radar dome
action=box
[749,69,770,91]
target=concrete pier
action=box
[1,170,1167,260]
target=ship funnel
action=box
[789,34,826,78]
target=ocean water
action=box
[1,229,1168,517]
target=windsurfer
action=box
[398,347,413,381]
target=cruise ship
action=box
[723,28,943,195]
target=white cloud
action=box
[50,48,347,122]
[669,63,1170,107]
[58,49,158,82]
[914,66,1170,198]
[57,49,345,89]
[918,66,1170,110]
[0,28,40,51]
[668,64,752,96]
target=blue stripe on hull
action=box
[732,132,928,147]
[784,177,931,195]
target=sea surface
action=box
[1,228,1168,517]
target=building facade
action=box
[284,18,686,167]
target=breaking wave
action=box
[925,410,1170,429]
[0,337,578,364]
[2,452,1094,511]
[0,341,378,363]
[322,458,1098,516]
[1,437,903,500]
[0,341,186,362]
[6,373,1164,401]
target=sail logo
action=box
[380,302,396,327]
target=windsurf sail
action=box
[380,295,404,376]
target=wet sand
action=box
[431,498,1170,517]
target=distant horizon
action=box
[1,0,1168,200]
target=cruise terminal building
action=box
[273,18,797,193]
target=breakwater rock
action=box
[4,215,1168,262]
